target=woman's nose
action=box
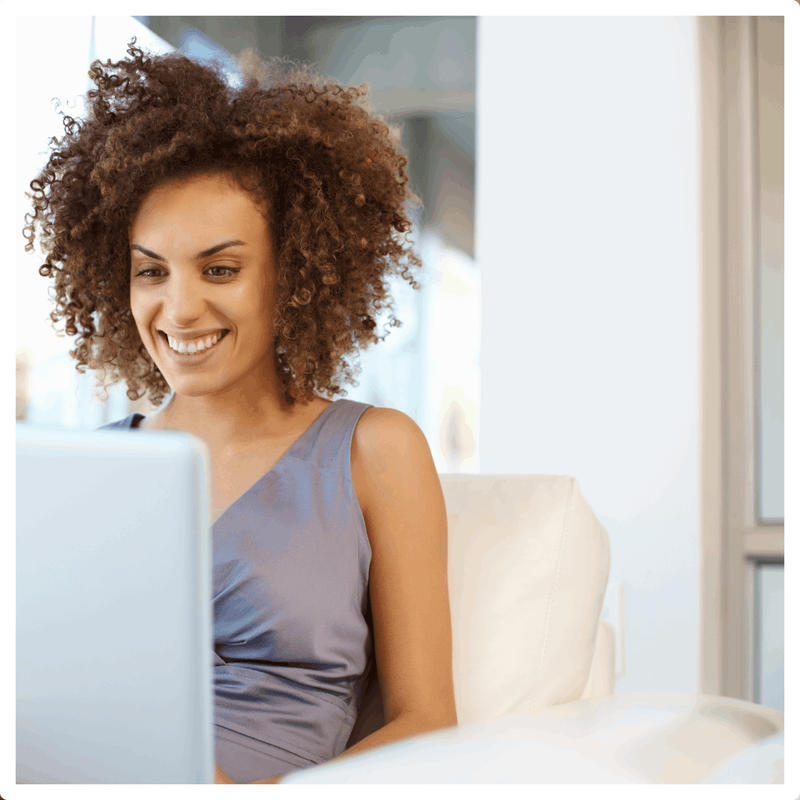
[160,272,209,323]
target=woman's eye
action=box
[133,266,240,279]
[207,266,240,278]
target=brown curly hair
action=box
[24,39,421,407]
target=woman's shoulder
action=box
[353,406,426,452]
[351,406,435,497]
[349,403,446,583]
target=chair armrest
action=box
[283,692,783,784]
[522,691,783,783]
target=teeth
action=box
[167,331,225,354]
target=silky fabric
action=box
[98,399,375,782]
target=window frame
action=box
[697,15,784,703]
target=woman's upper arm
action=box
[351,406,458,729]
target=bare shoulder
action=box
[352,406,430,467]
[351,406,442,522]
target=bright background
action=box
[15,15,784,711]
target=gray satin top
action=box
[98,399,376,767]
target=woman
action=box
[24,41,457,783]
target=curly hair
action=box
[24,39,422,407]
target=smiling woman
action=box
[127,173,280,410]
[23,39,457,783]
[24,41,421,411]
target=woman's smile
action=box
[129,172,278,399]
[159,329,231,365]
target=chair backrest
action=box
[347,474,610,745]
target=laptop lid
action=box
[16,424,214,784]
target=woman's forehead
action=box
[131,173,269,244]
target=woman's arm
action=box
[346,407,458,737]
[236,407,458,785]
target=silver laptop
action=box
[16,423,215,784]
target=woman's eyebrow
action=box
[130,240,247,261]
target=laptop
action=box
[16,423,215,784]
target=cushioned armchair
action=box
[287,475,784,784]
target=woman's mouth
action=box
[159,329,230,363]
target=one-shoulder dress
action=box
[98,399,377,782]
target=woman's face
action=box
[129,172,278,400]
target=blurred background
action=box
[16,15,479,474]
[15,16,784,712]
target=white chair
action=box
[295,475,783,784]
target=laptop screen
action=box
[16,424,214,784]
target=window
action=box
[697,16,784,710]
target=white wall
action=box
[476,17,699,694]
